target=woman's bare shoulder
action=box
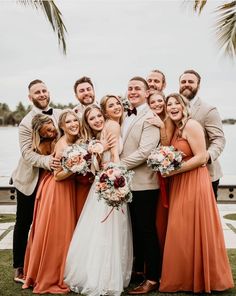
[105,120,121,132]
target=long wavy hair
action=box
[100,94,124,125]
[147,91,167,121]
[166,93,190,132]
[58,109,85,140]
[81,104,105,141]
[31,114,55,153]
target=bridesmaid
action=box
[23,110,82,294]
[147,91,174,145]
[159,93,234,293]
[147,91,175,259]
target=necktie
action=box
[42,108,53,115]
[127,107,137,117]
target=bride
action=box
[64,98,133,296]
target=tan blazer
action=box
[120,105,160,191]
[191,97,225,181]
[11,108,61,196]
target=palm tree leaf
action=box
[194,0,207,14]
[215,1,236,58]
[18,0,67,54]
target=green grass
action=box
[224,213,236,221]
[0,214,16,223]
[0,249,235,296]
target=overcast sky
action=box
[0,0,235,119]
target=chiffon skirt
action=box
[64,182,133,296]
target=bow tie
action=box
[127,107,137,117]
[42,108,53,115]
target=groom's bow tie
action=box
[42,108,53,115]
[127,107,137,117]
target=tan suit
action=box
[191,97,225,182]
[120,104,160,190]
[121,103,161,280]
[11,108,61,196]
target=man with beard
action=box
[11,79,62,283]
[146,69,166,94]
[73,76,96,117]
[179,69,225,199]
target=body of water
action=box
[0,125,235,184]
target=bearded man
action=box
[73,76,96,117]
[11,79,62,283]
[146,69,166,94]
[179,69,225,199]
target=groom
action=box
[121,76,161,294]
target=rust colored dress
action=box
[75,173,94,221]
[159,131,234,293]
[23,171,77,294]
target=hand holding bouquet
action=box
[61,143,91,175]
[147,145,184,175]
[95,163,134,210]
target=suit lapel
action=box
[191,97,201,118]
[122,105,149,144]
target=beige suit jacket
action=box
[191,97,225,181]
[120,105,160,191]
[11,108,61,196]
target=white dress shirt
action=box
[122,103,147,139]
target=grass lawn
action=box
[0,214,16,223]
[0,250,235,296]
[224,213,236,221]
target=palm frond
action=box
[18,0,67,54]
[194,0,207,15]
[215,1,236,58]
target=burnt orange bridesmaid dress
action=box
[74,173,94,221]
[159,130,234,293]
[23,172,77,294]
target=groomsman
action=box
[121,77,161,294]
[11,80,61,283]
[179,69,225,199]
[146,69,166,94]
[73,76,96,117]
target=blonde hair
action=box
[166,93,190,132]
[100,94,123,125]
[147,91,167,120]
[58,109,85,139]
[82,104,105,141]
[31,114,55,152]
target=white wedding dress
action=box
[64,138,133,296]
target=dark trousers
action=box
[13,188,36,268]
[129,189,161,281]
[212,179,219,201]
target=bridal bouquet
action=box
[95,163,134,210]
[120,96,131,112]
[61,143,92,175]
[147,145,184,175]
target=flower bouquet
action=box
[61,143,92,175]
[120,96,131,112]
[95,163,134,210]
[87,139,104,154]
[147,145,184,175]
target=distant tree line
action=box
[0,102,77,126]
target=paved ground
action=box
[0,204,236,250]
